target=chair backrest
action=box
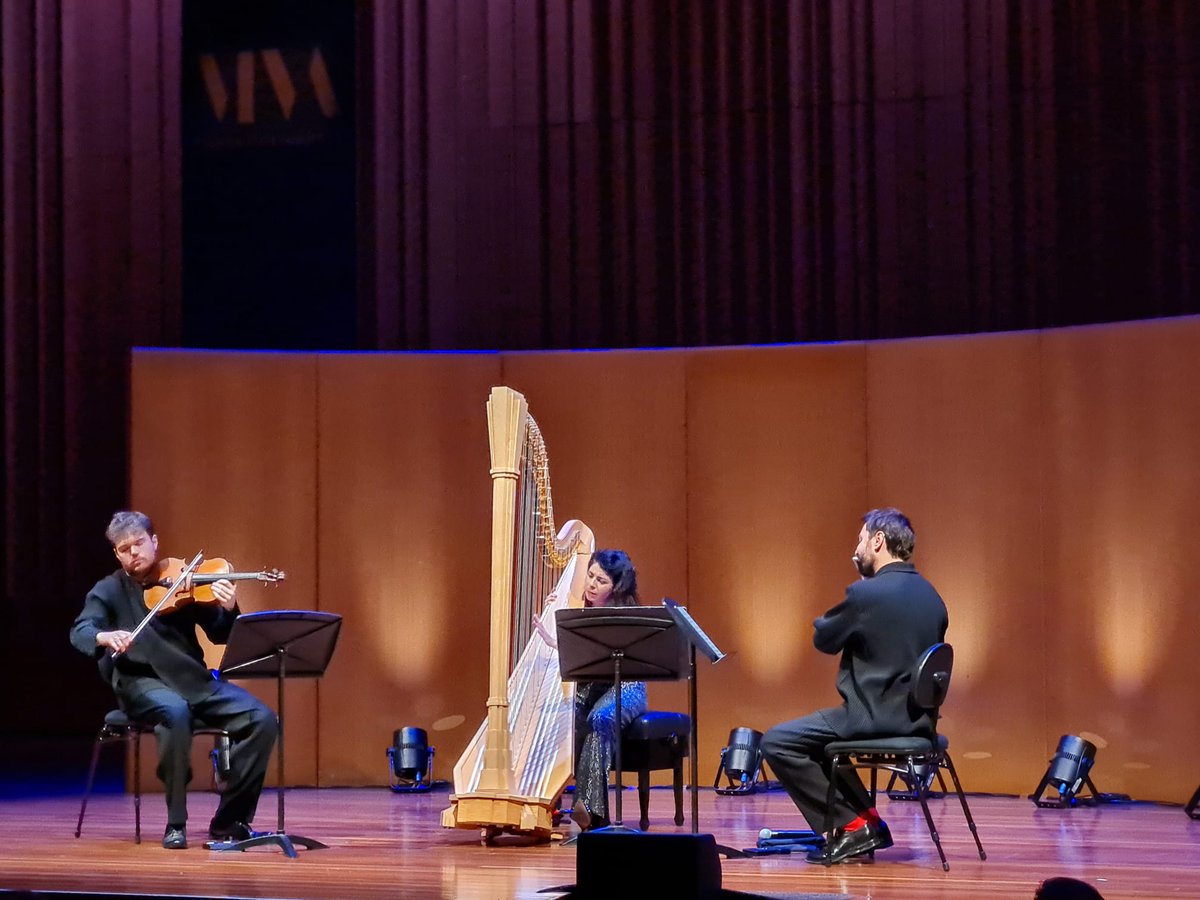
[911,642,954,714]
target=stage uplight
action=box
[713,727,766,795]
[1030,734,1097,807]
[387,726,435,793]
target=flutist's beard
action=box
[853,553,875,578]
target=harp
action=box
[441,386,594,840]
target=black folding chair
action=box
[75,709,230,843]
[819,643,986,871]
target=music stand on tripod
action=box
[555,607,688,835]
[661,598,744,859]
[206,610,342,858]
[661,601,723,827]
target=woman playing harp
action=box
[441,387,594,841]
[532,549,647,832]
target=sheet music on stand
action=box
[662,598,725,664]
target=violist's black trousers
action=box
[121,679,277,829]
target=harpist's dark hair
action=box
[106,511,155,545]
[590,549,639,606]
[862,507,915,560]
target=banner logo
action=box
[192,47,341,147]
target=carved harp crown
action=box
[441,387,594,839]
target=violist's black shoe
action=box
[208,820,263,842]
[805,821,893,864]
[162,826,187,850]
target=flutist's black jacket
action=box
[812,561,948,738]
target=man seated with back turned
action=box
[762,507,948,864]
[70,511,278,850]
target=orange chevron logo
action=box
[199,47,339,124]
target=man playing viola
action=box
[70,511,277,850]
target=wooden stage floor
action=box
[1,785,1197,899]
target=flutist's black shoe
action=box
[805,821,893,864]
[162,826,187,850]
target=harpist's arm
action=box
[532,592,559,648]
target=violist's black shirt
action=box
[70,568,238,703]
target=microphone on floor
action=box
[758,827,819,842]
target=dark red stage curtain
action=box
[1,1,182,734]
[362,0,1199,350]
[2,0,1200,742]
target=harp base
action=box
[441,793,556,839]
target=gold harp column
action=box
[476,386,527,793]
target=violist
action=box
[70,511,277,850]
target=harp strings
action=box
[512,448,539,664]
[511,414,575,670]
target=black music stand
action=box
[556,607,688,835]
[205,610,342,858]
[661,598,744,859]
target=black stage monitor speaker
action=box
[554,830,777,898]
[575,832,721,898]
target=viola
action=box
[145,557,287,613]
[112,551,286,659]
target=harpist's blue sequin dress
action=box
[572,679,647,825]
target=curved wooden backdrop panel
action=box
[131,317,1200,801]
